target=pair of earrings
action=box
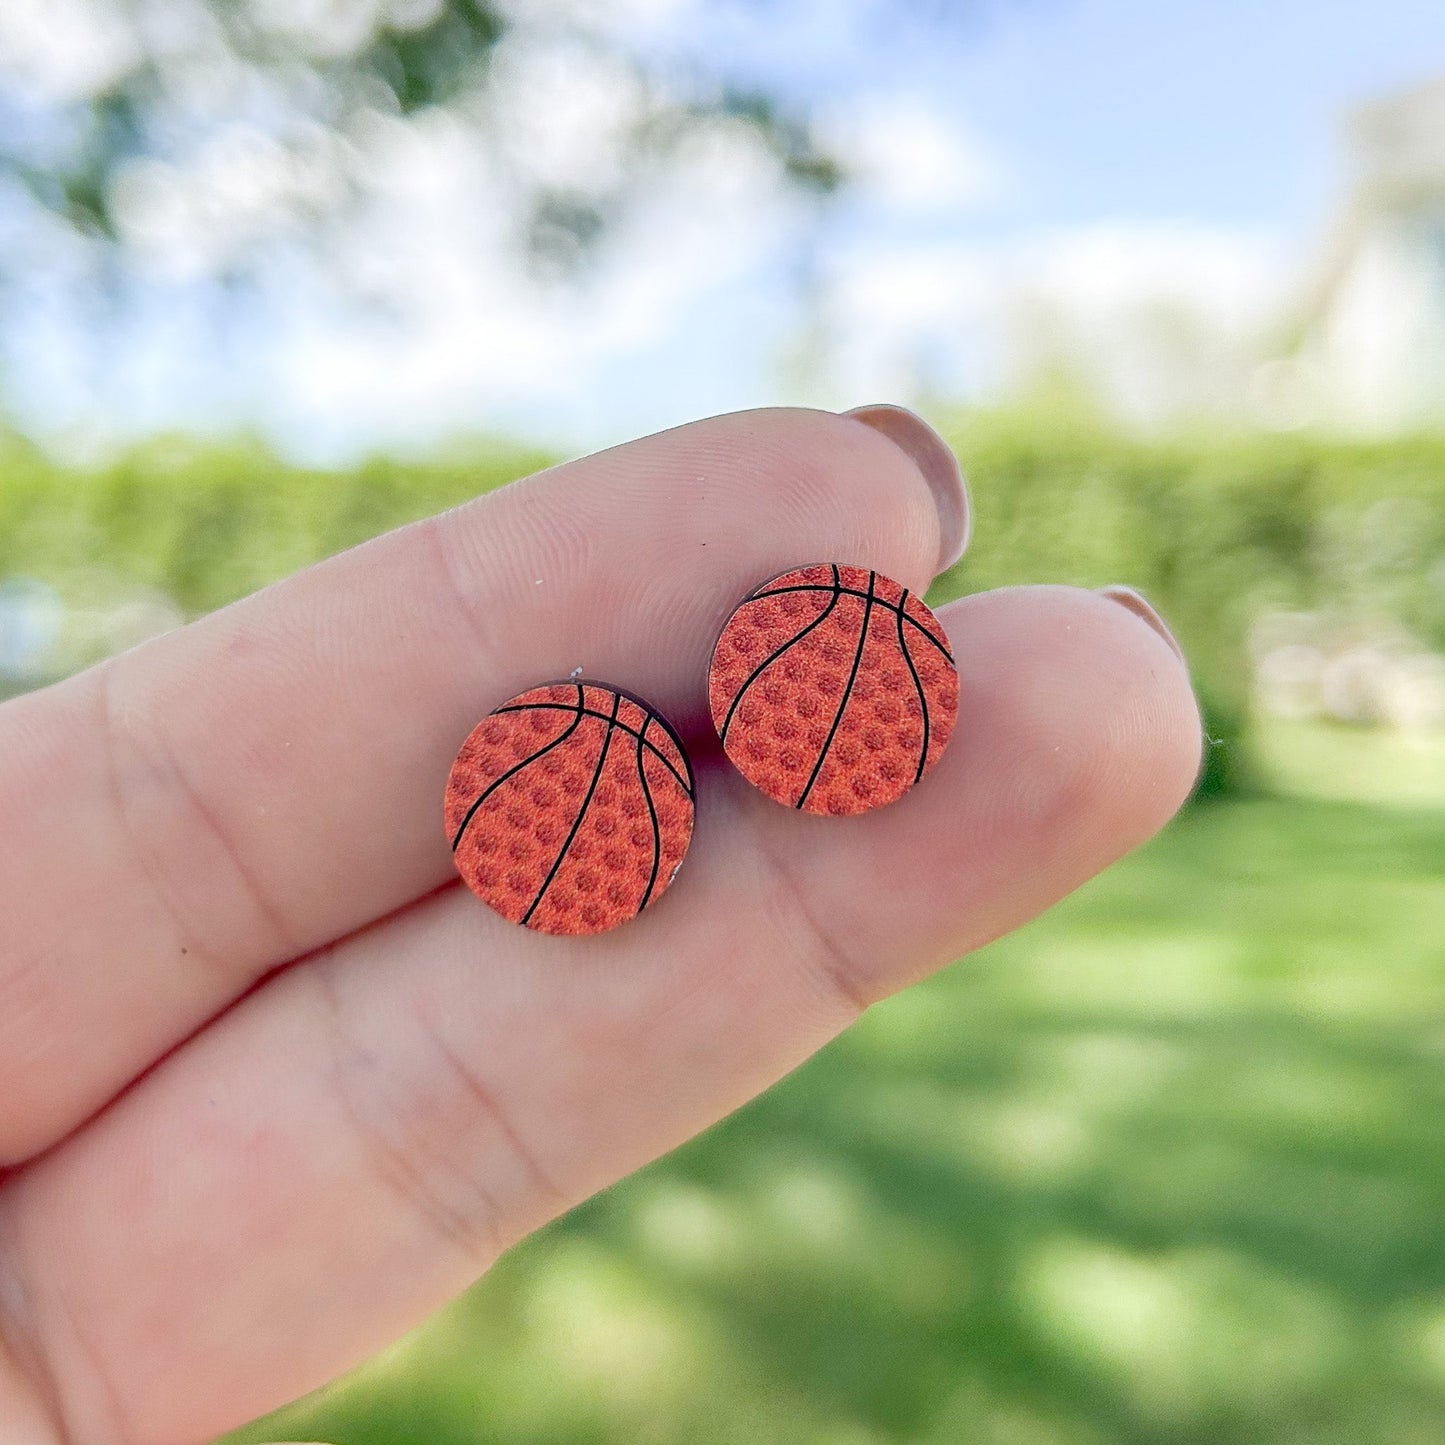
[443,564,958,937]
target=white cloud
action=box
[814,219,1287,418]
[0,0,137,102]
[815,92,1006,217]
[485,34,651,193]
[1010,221,1284,332]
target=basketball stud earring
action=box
[445,681,695,935]
[708,564,958,815]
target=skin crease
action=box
[0,408,1202,1445]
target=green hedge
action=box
[0,432,554,617]
[933,412,1445,791]
[4,415,1443,790]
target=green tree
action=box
[0,0,977,281]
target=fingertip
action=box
[1097,584,1186,664]
[841,404,970,574]
[1084,585,1204,824]
[975,585,1202,847]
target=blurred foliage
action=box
[0,0,939,279]
[0,427,550,616]
[230,792,1445,1445]
[7,412,1445,790]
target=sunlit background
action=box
[3,1,1445,1442]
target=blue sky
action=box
[3,0,1444,458]
[932,0,1444,230]
[711,0,1445,229]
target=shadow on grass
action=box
[236,797,1445,1445]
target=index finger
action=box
[0,406,956,1160]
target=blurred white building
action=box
[981,76,1445,436]
[1271,78,1445,432]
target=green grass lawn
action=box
[233,794,1445,1445]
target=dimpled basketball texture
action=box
[445,682,695,936]
[709,564,958,815]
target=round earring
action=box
[708,564,958,816]
[446,681,695,935]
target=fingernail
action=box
[843,403,971,572]
[1098,586,1185,663]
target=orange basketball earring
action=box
[445,681,694,935]
[708,564,958,815]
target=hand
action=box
[0,407,1200,1445]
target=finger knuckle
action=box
[95,662,298,968]
[748,818,879,1018]
[313,961,562,1263]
